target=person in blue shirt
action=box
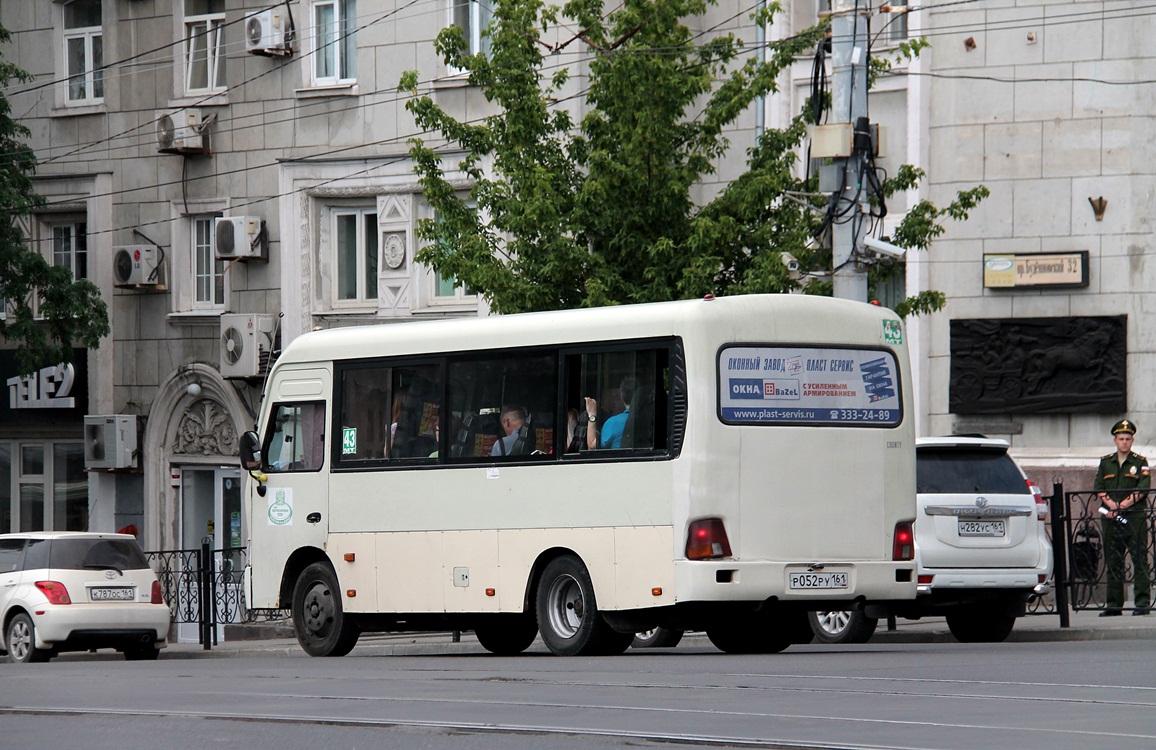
[490,405,528,457]
[600,377,637,449]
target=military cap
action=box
[1111,419,1137,435]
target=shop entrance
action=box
[176,466,243,643]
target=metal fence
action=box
[1033,484,1155,625]
[144,539,286,650]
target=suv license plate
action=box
[90,587,135,601]
[958,519,1006,537]
[789,572,848,590]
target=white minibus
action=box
[239,294,917,656]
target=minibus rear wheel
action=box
[536,555,633,656]
[293,562,360,657]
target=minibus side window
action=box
[266,402,326,472]
[447,353,557,460]
[387,365,443,460]
[337,363,443,464]
[565,347,670,453]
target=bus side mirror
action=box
[240,431,262,471]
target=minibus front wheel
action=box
[292,562,360,657]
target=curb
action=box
[162,617,1156,658]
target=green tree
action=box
[0,23,109,375]
[401,0,984,317]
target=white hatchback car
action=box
[810,437,1053,644]
[0,532,171,662]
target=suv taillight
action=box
[1028,480,1048,521]
[686,518,732,559]
[893,521,914,561]
[35,581,72,605]
[151,580,164,604]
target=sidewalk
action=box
[160,607,1156,658]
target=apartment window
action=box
[63,0,103,103]
[192,216,226,309]
[334,208,378,303]
[434,272,475,301]
[312,0,357,85]
[50,221,88,280]
[185,0,227,93]
[884,9,908,44]
[450,0,493,61]
[430,209,477,303]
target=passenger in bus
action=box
[490,405,528,456]
[567,397,599,452]
[384,388,407,457]
[600,377,637,449]
[622,385,656,449]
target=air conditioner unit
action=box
[84,415,138,470]
[214,216,267,261]
[220,313,277,379]
[244,8,291,56]
[112,245,160,286]
[156,108,207,154]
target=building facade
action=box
[0,0,762,554]
[918,1,1156,484]
[5,0,1135,558]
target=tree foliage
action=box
[401,0,984,318]
[0,23,108,375]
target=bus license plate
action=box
[90,587,135,601]
[789,572,848,590]
[958,519,1005,537]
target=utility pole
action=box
[829,0,870,302]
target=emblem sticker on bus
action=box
[719,346,901,426]
[268,488,294,526]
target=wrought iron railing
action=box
[145,541,287,649]
[1030,484,1155,625]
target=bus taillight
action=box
[892,521,914,561]
[686,518,732,560]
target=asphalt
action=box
[158,607,1156,659]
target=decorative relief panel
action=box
[383,232,406,270]
[949,316,1126,414]
[174,399,239,456]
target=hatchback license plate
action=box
[789,572,848,589]
[958,519,1005,537]
[90,587,135,601]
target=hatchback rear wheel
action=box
[6,613,52,663]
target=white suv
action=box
[810,437,1053,644]
[0,532,171,662]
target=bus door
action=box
[251,368,332,608]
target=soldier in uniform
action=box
[1093,419,1151,616]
